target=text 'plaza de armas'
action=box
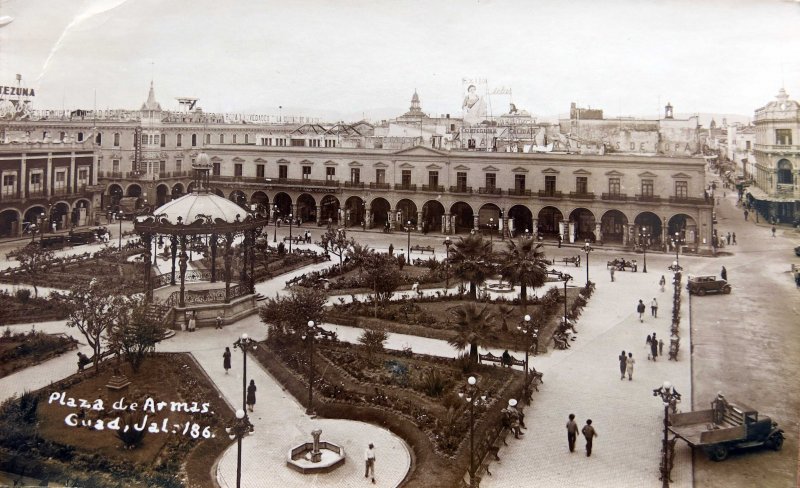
[1,82,798,252]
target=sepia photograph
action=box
[0,0,798,487]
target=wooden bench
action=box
[285,273,306,287]
[479,351,524,368]
[475,425,511,481]
[529,366,544,391]
[560,256,581,267]
[283,236,304,244]
[410,245,435,254]
[607,258,638,272]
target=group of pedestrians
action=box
[646,333,663,361]
[635,298,658,321]
[618,350,635,380]
[566,414,598,456]
[222,347,258,412]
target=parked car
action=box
[794,246,800,257]
[687,275,731,295]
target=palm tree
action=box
[449,234,494,299]
[499,238,547,311]
[447,303,494,364]
[347,241,373,274]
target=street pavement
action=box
[1,194,798,487]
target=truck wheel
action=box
[707,444,728,461]
[722,286,731,294]
[766,433,784,451]
[697,288,707,296]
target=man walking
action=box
[650,298,658,318]
[637,299,646,322]
[720,266,728,281]
[582,419,597,456]
[626,352,635,380]
[566,414,579,452]
[772,226,776,237]
[618,350,627,380]
[732,232,737,245]
[364,443,376,483]
[610,267,615,282]
[650,332,659,361]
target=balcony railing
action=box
[421,184,445,192]
[668,196,709,205]
[754,144,800,153]
[271,177,340,187]
[537,190,563,199]
[601,192,628,201]
[568,192,595,200]
[507,188,531,196]
[478,187,502,195]
[635,194,661,202]
[449,185,473,194]
[343,181,365,189]
[369,182,391,190]
[394,184,417,191]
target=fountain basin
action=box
[286,442,346,474]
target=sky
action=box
[0,0,799,122]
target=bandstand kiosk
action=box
[134,154,268,329]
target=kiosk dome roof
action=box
[154,192,246,224]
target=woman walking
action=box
[618,350,627,380]
[223,347,232,374]
[659,275,666,292]
[246,379,257,412]
[625,352,635,380]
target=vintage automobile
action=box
[686,275,731,295]
[794,245,800,257]
[669,399,784,461]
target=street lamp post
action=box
[561,273,572,325]
[640,227,650,273]
[582,241,593,285]
[288,213,294,253]
[459,376,486,488]
[667,260,683,273]
[517,314,537,403]
[225,409,254,488]
[405,220,412,264]
[117,212,123,249]
[272,206,279,243]
[233,333,258,411]
[653,381,682,488]
[303,320,319,415]
[443,236,452,289]
[489,217,495,245]
[672,232,680,267]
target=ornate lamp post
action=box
[667,260,683,273]
[405,220,412,264]
[653,381,681,488]
[640,227,650,273]
[302,320,319,415]
[488,217,495,245]
[561,273,572,325]
[225,408,254,488]
[233,333,258,411]
[458,376,486,488]
[582,240,593,285]
[671,232,681,267]
[443,236,452,289]
[288,213,294,253]
[517,314,537,402]
[117,211,124,249]
[272,205,279,243]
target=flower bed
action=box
[0,290,68,325]
[0,329,78,379]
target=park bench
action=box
[479,351,524,368]
[283,235,304,244]
[607,258,638,272]
[476,425,511,479]
[285,273,306,288]
[560,256,581,267]
[410,245,435,254]
[77,349,115,373]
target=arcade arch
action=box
[0,209,21,237]
[508,205,532,237]
[344,196,365,227]
[396,199,417,227]
[229,190,248,208]
[156,184,170,207]
[537,206,563,237]
[568,207,596,241]
[126,184,142,198]
[450,201,474,233]
[296,194,317,223]
[320,195,340,224]
[600,210,628,244]
[422,200,445,233]
[370,197,391,228]
[273,192,293,219]
[634,212,663,246]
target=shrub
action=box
[416,368,449,397]
[15,289,32,303]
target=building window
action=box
[95,133,102,144]
[176,134,182,147]
[160,134,166,147]
[245,134,249,144]
[257,164,265,178]
[326,167,336,180]
[325,139,336,148]
[112,160,120,173]
[2,174,16,196]
[141,134,147,145]
[54,171,66,191]
[401,170,411,187]
[42,131,48,140]
[176,159,182,173]
[457,172,468,191]
[234,164,243,177]
[428,171,439,188]
[641,179,654,196]
[302,166,311,179]
[777,159,793,184]
[745,140,750,151]
[675,181,688,198]
[191,134,197,146]
[485,173,496,190]
[576,176,588,194]
[77,132,84,142]
[279,165,288,179]
[232,134,237,144]
[515,174,526,191]
[291,139,306,147]
[609,177,621,195]
[219,134,225,144]
[277,138,286,147]
[351,168,361,184]
[112,133,119,146]
[159,161,166,173]
[376,168,385,184]
[78,168,88,181]
[212,163,221,176]
[310,139,320,147]
[59,132,66,141]
[205,134,211,145]
[775,129,792,145]
[30,172,42,192]
[545,175,557,195]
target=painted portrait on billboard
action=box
[462,84,486,126]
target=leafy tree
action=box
[108,295,166,373]
[320,228,353,267]
[7,244,54,298]
[363,253,403,317]
[447,303,494,364]
[499,238,547,310]
[358,328,388,362]
[449,234,494,299]
[55,278,123,373]
[259,287,327,334]
[497,304,515,332]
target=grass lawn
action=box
[2,353,233,487]
[0,329,77,379]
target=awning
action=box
[746,186,799,203]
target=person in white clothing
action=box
[364,443,376,483]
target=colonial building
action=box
[1,84,714,249]
[750,88,800,222]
